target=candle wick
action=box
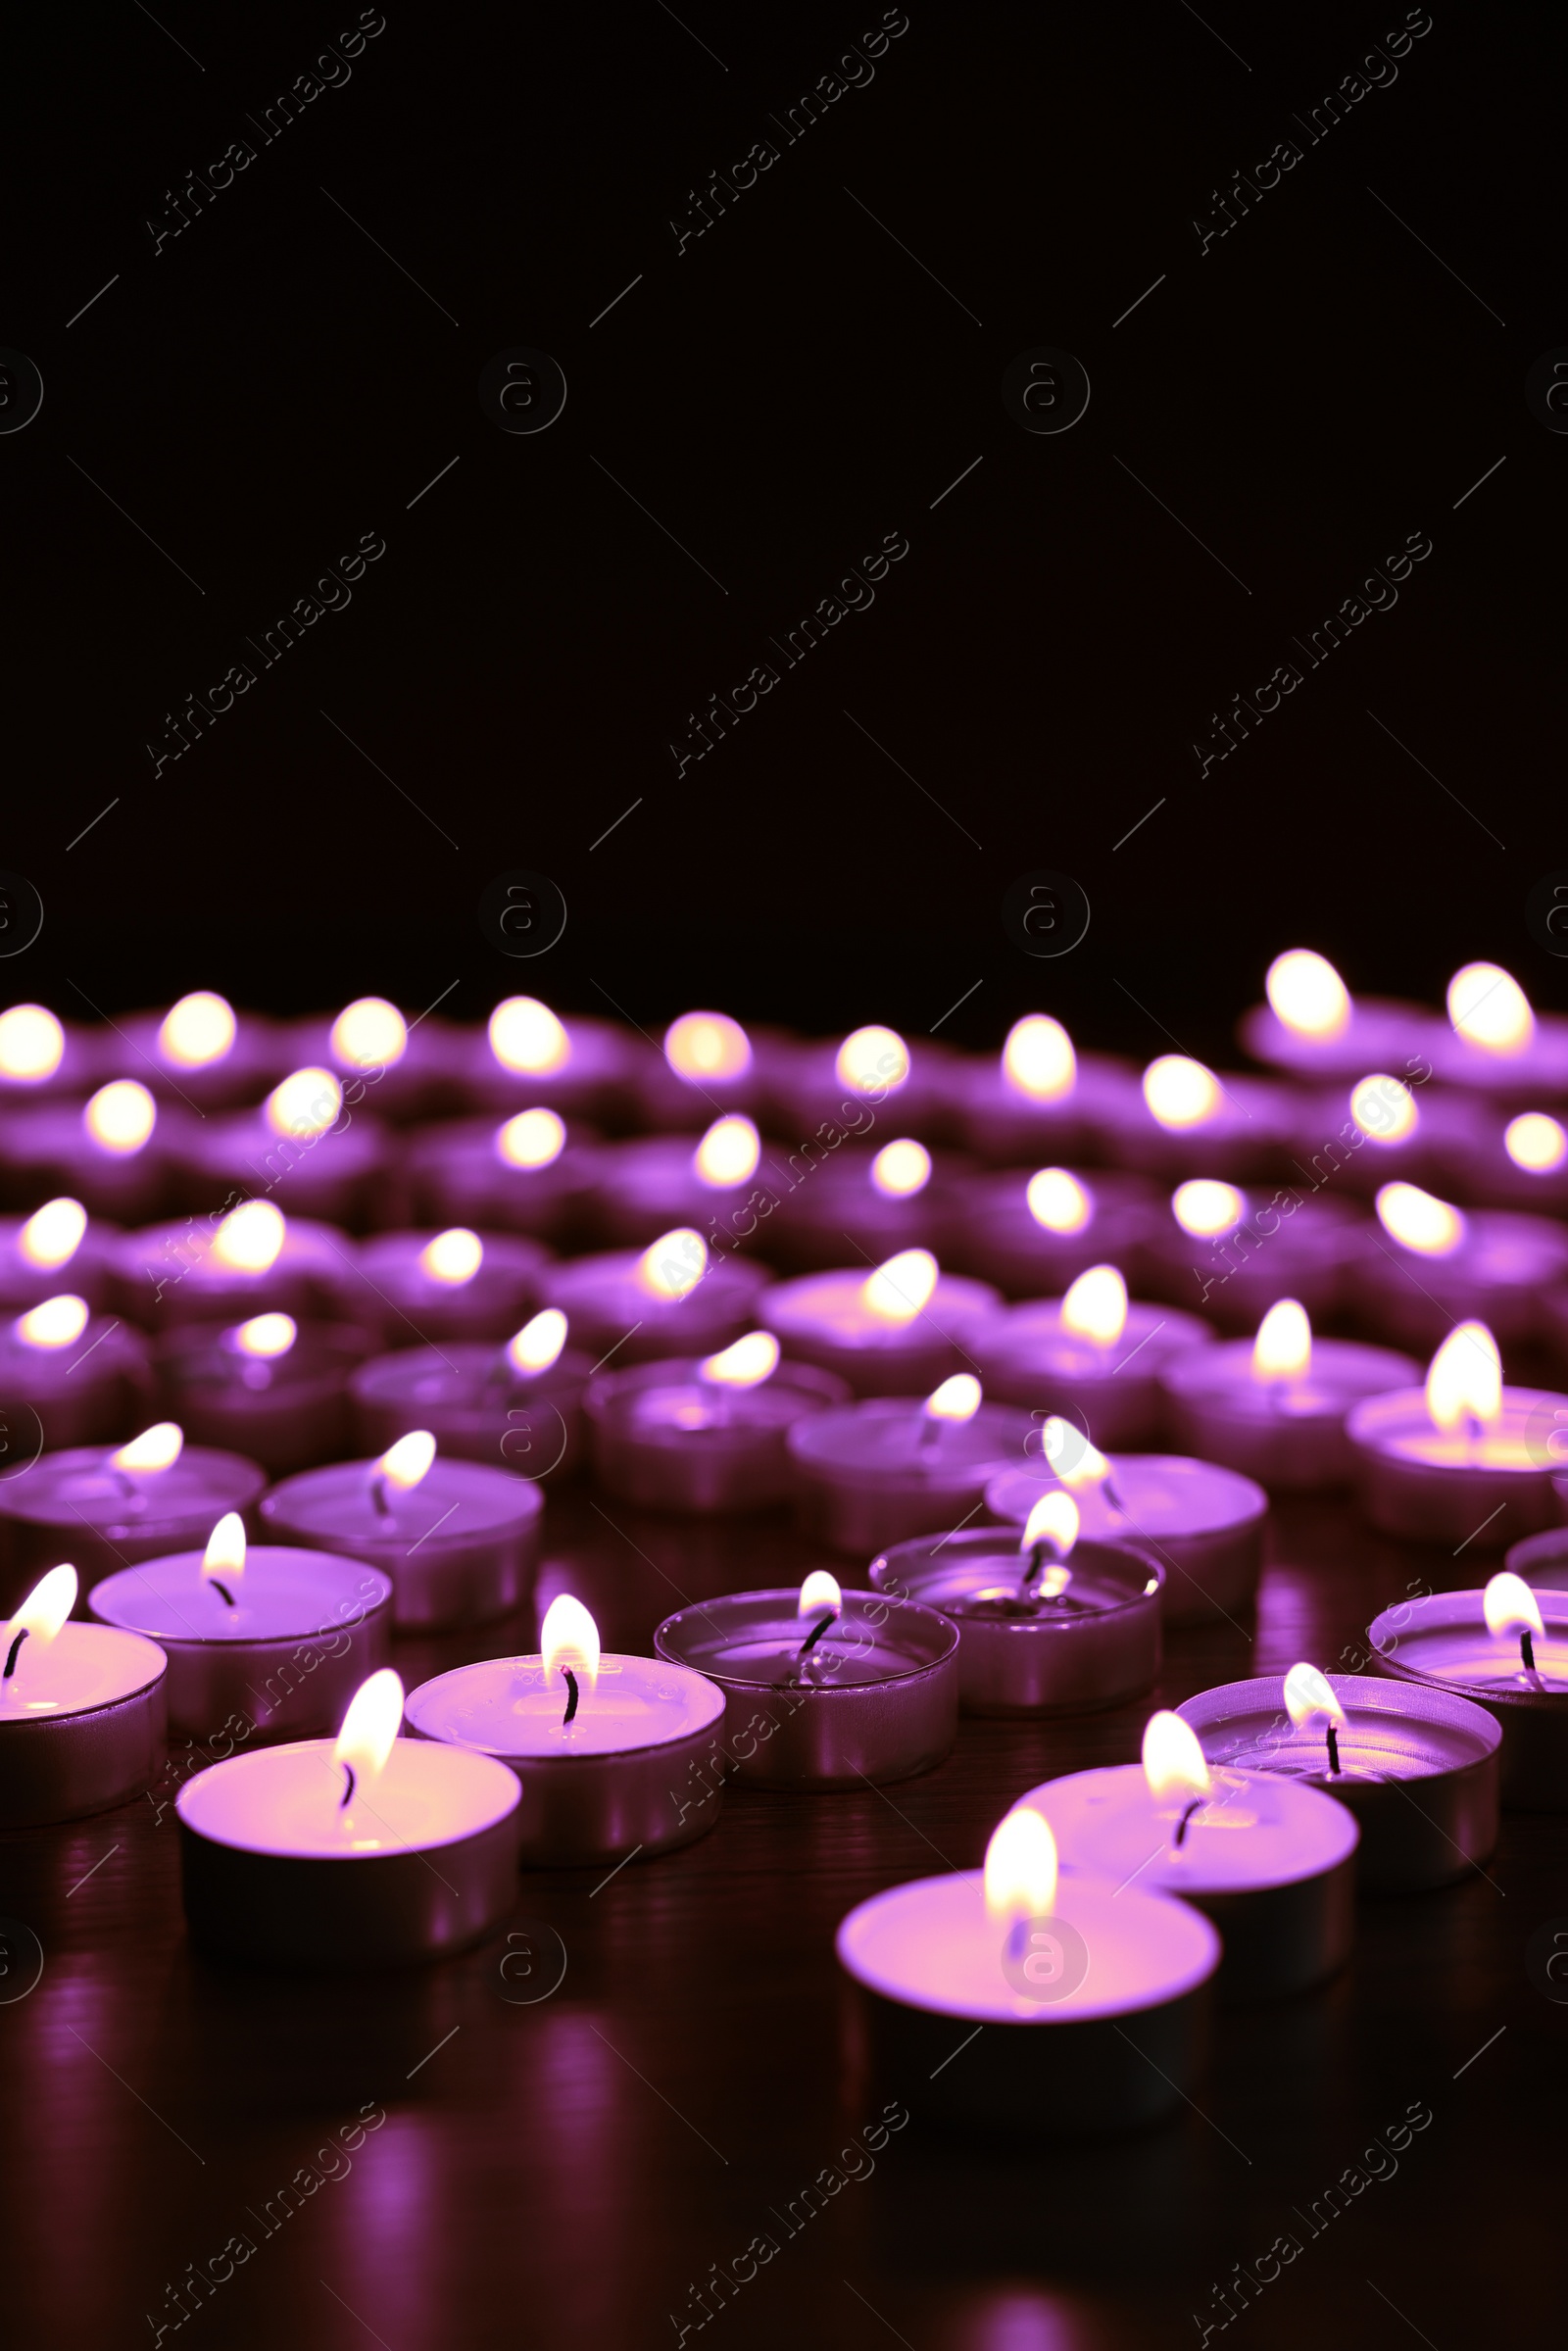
[1325,1722,1341,1776]
[1521,1629,1536,1675]
[797,1611,837,1660]
[2,1627,28,1680]
[1173,1796,1204,1848]
[208,1580,237,1608]
[1019,1542,1056,1594]
[1102,1478,1125,1513]
[339,1763,356,1809]
[369,1475,393,1520]
[562,1668,580,1726]
[915,1415,942,1456]
[112,1471,137,1500]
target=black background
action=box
[3,1,1561,1066]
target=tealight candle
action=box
[629,1009,779,1129]
[0,1420,267,1603]
[539,1228,767,1366]
[1295,1069,1472,1199]
[258,1432,543,1630]
[1238,949,1436,1081]
[1354,1181,1568,1349]
[407,1592,728,1864]
[351,1226,550,1346]
[970,1265,1213,1448]
[150,1312,375,1475]
[286,997,456,1124]
[1347,1322,1568,1545]
[1159,1300,1418,1489]
[942,1163,1162,1298]
[1138,1178,1365,1334]
[405,1109,597,1242]
[0,1564,167,1827]
[1368,1573,1568,1808]
[1436,1106,1568,1214]
[987,1426,1269,1625]
[950,1017,1132,1165]
[176,1668,523,1966]
[655,1570,958,1787]
[0,1293,153,1453]
[589,1333,848,1513]
[1023,1710,1358,2001]
[0,1081,172,1224]
[787,1375,1034,1553]
[585,1117,771,1250]
[350,1309,594,1481]
[460,997,631,1124]
[1426,962,1568,1101]
[869,1497,1163,1715]
[1092,1053,1294,1181]
[102,991,288,1109]
[0,1200,116,1313]
[836,1804,1221,2131]
[169,1067,394,1231]
[760,1249,1002,1396]
[1176,1664,1501,1892]
[90,1513,393,1741]
[115,1202,356,1332]
[0,1003,98,1101]
[765,1024,956,1145]
[760,1139,962,1273]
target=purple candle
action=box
[764,1025,956,1145]
[1292,1070,1472,1200]
[115,1202,355,1331]
[628,1009,781,1130]
[102,992,288,1110]
[970,1266,1212,1448]
[585,1117,770,1249]
[0,1081,172,1224]
[949,1017,1127,1165]
[1091,1054,1295,1182]
[760,1249,1001,1396]
[1355,1181,1568,1349]
[787,1375,1035,1553]
[0,1564,168,1829]
[1435,1106,1568,1214]
[0,1294,152,1456]
[539,1229,766,1366]
[1346,1321,1568,1546]
[1138,1178,1365,1334]
[760,1137,961,1272]
[351,1226,549,1346]
[459,997,631,1123]
[351,1309,592,1480]
[1426,963,1568,1102]
[589,1332,847,1514]
[0,1200,116,1313]
[285,997,457,1125]
[1368,1573,1568,1808]
[1159,1300,1418,1490]
[0,1420,266,1603]
[405,1108,596,1241]
[169,1066,396,1231]
[942,1163,1161,1298]
[1237,950,1436,1082]
[151,1311,374,1476]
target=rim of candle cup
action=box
[89,1550,395,1646]
[175,1737,522,1856]
[0,1623,167,1728]
[984,1455,1270,1540]
[1175,1671,1503,1763]
[1366,1590,1568,1709]
[869,1527,1165,1620]
[654,1588,959,1690]
[259,1455,547,1541]
[1157,1336,1421,1406]
[404,1654,728,1762]
[1346,1383,1568,1478]
[1502,1526,1568,1590]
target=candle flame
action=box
[330,996,407,1071]
[798,1569,843,1621]
[870,1139,931,1199]
[860,1248,937,1323]
[0,1004,64,1082]
[202,1513,246,1585]
[1002,1013,1076,1101]
[1377,1181,1465,1257]
[700,1331,779,1387]
[84,1079,156,1155]
[265,1066,342,1140]
[158,990,235,1068]
[1252,1298,1311,1383]
[1026,1167,1092,1235]
[1265,949,1350,1040]
[664,1010,751,1082]
[1172,1179,1245,1239]
[15,1295,89,1349]
[984,1806,1057,1924]
[693,1114,760,1188]
[541,1593,601,1691]
[1142,1710,1212,1801]
[835,1024,908,1096]
[1483,1571,1544,1641]
[1060,1264,1128,1347]
[229,1311,296,1359]
[1425,1322,1502,1433]
[419,1228,483,1286]
[111,1423,183,1473]
[496,1106,566,1170]
[1022,1490,1079,1561]
[333,1668,404,1796]
[924,1373,981,1423]
[4,1564,77,1654]
[377,1430,436,1491]
[508,1308,567,1375]
[490,996,569,1075]
[1505,1112,1567,1174]
[1350,1073,1417,1145]
[212,1199,286,1274]
[19,1199,86,1271]
[1040,1418,1113,1492]
[1283,1662,1347,1733]
[1448,962,1534,1057]
[637,1228,708,1300]
[1143,1053,1221,1129]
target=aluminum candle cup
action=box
[986,1457,1269,1626]
[352,1229,550,1345]
[259,1455,543,1631]
[176,1737,523,1968]
[787,1397,1034,1555]
[758,1146,965,1273]
[588,1356,848,1514]
[0,1440,267,1605]
[350,1342,594,1481]
[460,1004,632,1125]
[1347,1385,1568,1546]
[115,1212,355,1332]
[0,1098,176,1226]
[971,1297,1213,1449]
[869,1530,1163,1716]
[1354,1206,1568,1350]
[151,1321,374,1476]
[1023,1765,1358,2001]
[1435,1110,1568,1215]
[1175,1675,1500,1893]
[654,1589,958,1788]
[0,1306,152,1451]
[405,1652,728,1865]
[760,1266,1002,1396]
[0,1619,167,1828]
[1238,961,1436,1082]
[1139,1185,1365,1335]
[1160,1337,1419,1490]
[836,1864,1220,2132]
[0,1206,118,1313]
[1368,1588,1568,1808]
[942,1166,1161,1298]
[405,1114,598,1242]
[90,1545,393,1742]
[1091,1064,1295,1183]
[539,1245,766,1365]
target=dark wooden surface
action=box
[3,1483,1562,2351]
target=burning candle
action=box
[171,1066,393,1231]
[103,991,288,1109]
[1354,1181,1568,1350]
[258,1430,543,1630]
[587,1331,849,1513]
[1368,1572,1568,1808]
[951,1016,1126,1165]
[1022,1708,1359,2000]
[1175,1664,1501,1891]
[868,1494,1164,1714]
[761,1136,960,1272]
[90,1512,393,1741]
[1239,949,1436,1080]
[655,1568,958,1788]
[150,1311,375,1476]
[970,1264,1213,1448]
[0,1419,266,1604]
[538,1228,767,1366]
[585,1116,770,1249]
[351,1308,594,1481]
[176,1667,523,1966]
[0,1199,115,1313]
[1427,962,1568,1100]
[1346,1321,1568,1545]
[460,997,631,1123]
[630,1009,777,1129]
[406,1108,596,1242]
[1295,1068,1472,1200]
[0,1080,171,1224]
[943,1163,1162,1298]
[759,1249,1002,1396]
[0,1292,153,1453]
[1158,1300,1418,1489]
[786,1374,1035,1554]
[1437,1106,1568,1216]
[987,1422,1269,1625]
[0,1563,167,1827]
[115,1201,356,1332]
[765,1023,956,1145]
[0,1003,97,1100]
[286,996,455,1124]
[406,1592,729,1865]
[835,1803,1221,2130]
[351,1226,550,1345]
[1092,1053,1294,1181]
[1138,1177,1365,1335]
